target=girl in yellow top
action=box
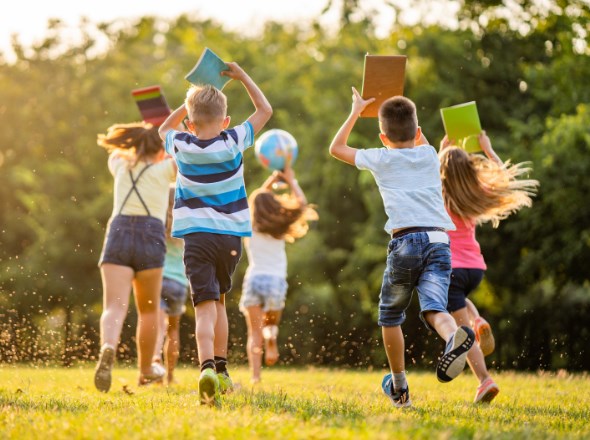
[95,122,176,392]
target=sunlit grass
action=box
[0,365,588,439]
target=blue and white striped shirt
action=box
[165,122,255,238]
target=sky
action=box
[0,0,464,61]
[0,0,407,62]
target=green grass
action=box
[0,365,588,439]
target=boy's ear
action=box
[222,116,231,129]
[378,132,389,147]
[414,126,422,142]
[185,119,196,134]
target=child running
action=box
[439,131,539,403]
[329,89,475,408]
[158,61,272,407]
[240,163,317,383]
[153,185,189,385]
[95,122,176,392]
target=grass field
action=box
[0,365,588,439]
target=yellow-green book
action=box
[440,101,482,152]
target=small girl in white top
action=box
[240,163,317,383]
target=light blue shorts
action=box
[161,277,188,316]
[240,274,288,312]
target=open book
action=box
[440,101,482,152]
[131,85,171,126]
[185,47,231,90]
[360,54,407,117]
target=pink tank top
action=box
[448,210,487,270]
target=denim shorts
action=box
[98,215,166,272]
[378,230,452,330]
[240,274,288,312]
[161,277,189,316]
[183,232,242,306]
[447,268,485,312]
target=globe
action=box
[254,129,298,171]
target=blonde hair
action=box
[97,122,162,165]
[250,189,318,242]
[185,85,227,125]
[439,146,539,227]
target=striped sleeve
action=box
[165,129,179,156]
[229,122,254,152]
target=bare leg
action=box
[195,300,217,364]
[154,308,167,363]
[382,326,405,373]
[99,264,134,349]
[451,307,490,383]
[244,305,264,382]
[165,315,181,383]
[263,310,282,366]
[213,294,228,359]
[424,310,458,342]
[133,267,163,375]
[465,299,480,324]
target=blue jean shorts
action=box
[447,268,485,312]
[240,274,288,312]
[161,277,189,316]
[378,230,452,330]
[98,215,166,272]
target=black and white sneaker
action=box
[436,325,475,383]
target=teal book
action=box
[185,47,231,90]
[440,101,482,152]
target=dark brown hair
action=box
[250,189,317,242]
[378,96,418,142]
[97,122,163,164]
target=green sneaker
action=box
[199,368,220,407]
[217,372,234,394]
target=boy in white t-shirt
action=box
[329,89,475,408]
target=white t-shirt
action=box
[244,230,287,279]
[355,144,455,234]
[109,154,176,223]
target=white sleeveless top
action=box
[244,230,287,279]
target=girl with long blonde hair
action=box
[439,131,538,403]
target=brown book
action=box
[360,54,407,117]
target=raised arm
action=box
[158,104,187,141]
[280,162,307,206]
[260,170,282,190]
[221,62,272,135]
[329,87,375,166]
[478,131,502,165]
[439,134,453,152]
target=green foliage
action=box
[1,1,589,370]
